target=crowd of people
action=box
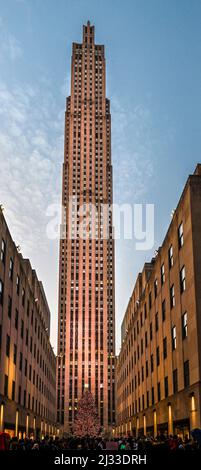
[0,431,201,452]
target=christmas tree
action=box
[73,390,100,437]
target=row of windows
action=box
[4,375,54,420]
[0,275,54,367]
[3,332,55,387]
[121,302,188,369]
[119,317,188,389]
[118,361,190,415]
[151,264,185,310]
[124,222,184,334]
[122,312,188,378]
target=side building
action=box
[0,208,57,438]
[116,164,201,438]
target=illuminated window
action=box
[168,245,173,268]
[170,284,175,308]
[180,266,186,293]
[178,222,184,248]
[161,263,165,284]
[0,279,4,305]
[0,239,6,263]
[172,326,176,350]
[182,312,188,339]
[9,258,14,280]
[163,337,167,359]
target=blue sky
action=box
[0,0,201,353]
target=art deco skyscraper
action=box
[57,22,115,433]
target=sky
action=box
[0,0,201,354]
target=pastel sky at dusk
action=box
[0,0,201,353]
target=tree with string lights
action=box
[73,390,100,437]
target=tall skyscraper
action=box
[57,22,115,433]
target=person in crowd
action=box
[0,431,200,452]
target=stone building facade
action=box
[0,208,57,438]
[116,165,201,438]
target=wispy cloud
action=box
[0,79,64,254]
[61,73,71,97]
[0,17,23,61]
[111,97,156,203]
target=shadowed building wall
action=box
[0,209,57,438]
[116,165,201,438]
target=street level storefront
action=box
[0,398,60,439]
[116,385,201,439]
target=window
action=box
[182,312,188,339]
[151,387,154,405]
[184,360,189,387]
[162,300,166,321]
[24,359,27,376]
[12,380,15,401]
[150,322,153,341]
[170,284,175,308]
[161,263,165,284]
[27,300,30,317]
[146,391,149,408]
[172,326,176,350]
[178,222,184,248]
[15,309,19,329]
[8,296,12,318]
[168,245,173,268]
[155,313,159,332]
[164,376,168,398]
[6,334,10,357]
[145,331,148,348]
[146,360,148,378]
[13,344,17,365]
[26,329,28,346]
[154,279,158,298]
[144,302,147,319]
[9,258,14,280]
[16,275,20,295]
[180,266,186,293]
[4,375,8,397]
[18,386,21,404]
[0,279,4,305]
[0,239,6,263]
[173,369,178,393]
[19,352,23,371]
[151,354,154,373]
[22,288,25,307]
[149,292,152,309]
[163,337,167,359]
[156,346,160,366]
[157,382,161,401]
[21,320,24,339]
[24,390,26,407]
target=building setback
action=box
[0,208,57,438]
[57,22,115,433]
[116,165,201,438]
